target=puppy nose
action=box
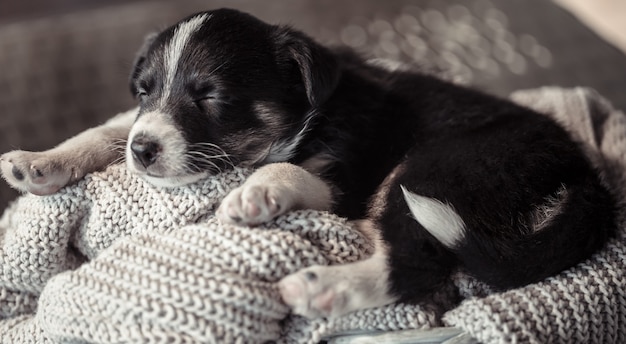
[130,139,161,168]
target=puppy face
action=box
[126,9,339,187]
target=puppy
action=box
[0,9,616,319]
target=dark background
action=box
[1,0,625,209]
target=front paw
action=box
[216,183,294,226]
[0,150,72,195]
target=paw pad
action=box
[217,183,291,226]
[11,165,24,181]
[0,150,72,195]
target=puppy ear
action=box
[274,26,340,107]
[129,32,158,97]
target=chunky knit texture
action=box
[0,87,625,343]
[0,167,443,343]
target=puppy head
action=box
[127,9,339,187]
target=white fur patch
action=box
[162,14,210,105]
[127,111,185,154]
[142,172,208,188]
[529,184,569,233]
[264,110,317,163]
[127,111,206,186]
[401,186,466,248]
[279,220,395,318]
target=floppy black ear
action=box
[129,32,158,97]
[273,26,340,108]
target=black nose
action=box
[130,139,161,168]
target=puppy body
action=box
[0,9,616,318]
[274,49,616,312]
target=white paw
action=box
[216,182,294,226]
[279,253,395,319]
[0,150,72,195]
[278,265,353,319]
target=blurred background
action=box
[0,0,625,209]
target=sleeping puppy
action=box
[0,9,616,318]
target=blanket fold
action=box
[1,87,625,343]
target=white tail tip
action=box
[400,185,466,248]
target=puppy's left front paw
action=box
[216,182,294,226]
[0,150,73,195]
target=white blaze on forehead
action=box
[162,13,210,104]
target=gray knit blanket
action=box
[0,87,625,343]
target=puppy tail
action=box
[402,177,616,291]
[400,185,466,249]
[460,175,617,290]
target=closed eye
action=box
[191,83,216,106]
[196,94,216,102]
[193,94,217,108]
[193,93,218,110]
[135,79,153,101]
[137,88,149,101]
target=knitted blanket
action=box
[0,87,625,343]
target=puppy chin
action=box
[141,172,209,188]
[126,159,208,188]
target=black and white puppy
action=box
[0,9,616,318]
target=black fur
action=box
[130,9,617,303]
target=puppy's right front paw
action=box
[0,150,72,195]
[216,183,294,226]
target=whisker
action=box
[184,151,224,174]
[104,138,128,154]
[185,153,217,170]
[107,156,126,168]
[188,142,235,169]
[187,151,232,161]
[99,140,128,169]
[207,60,230,77]
[189,160,220,174]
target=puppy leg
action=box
[278,220,397,318]
[216,162,333,226]
[0,108,137,195]
[279,159,461,318]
